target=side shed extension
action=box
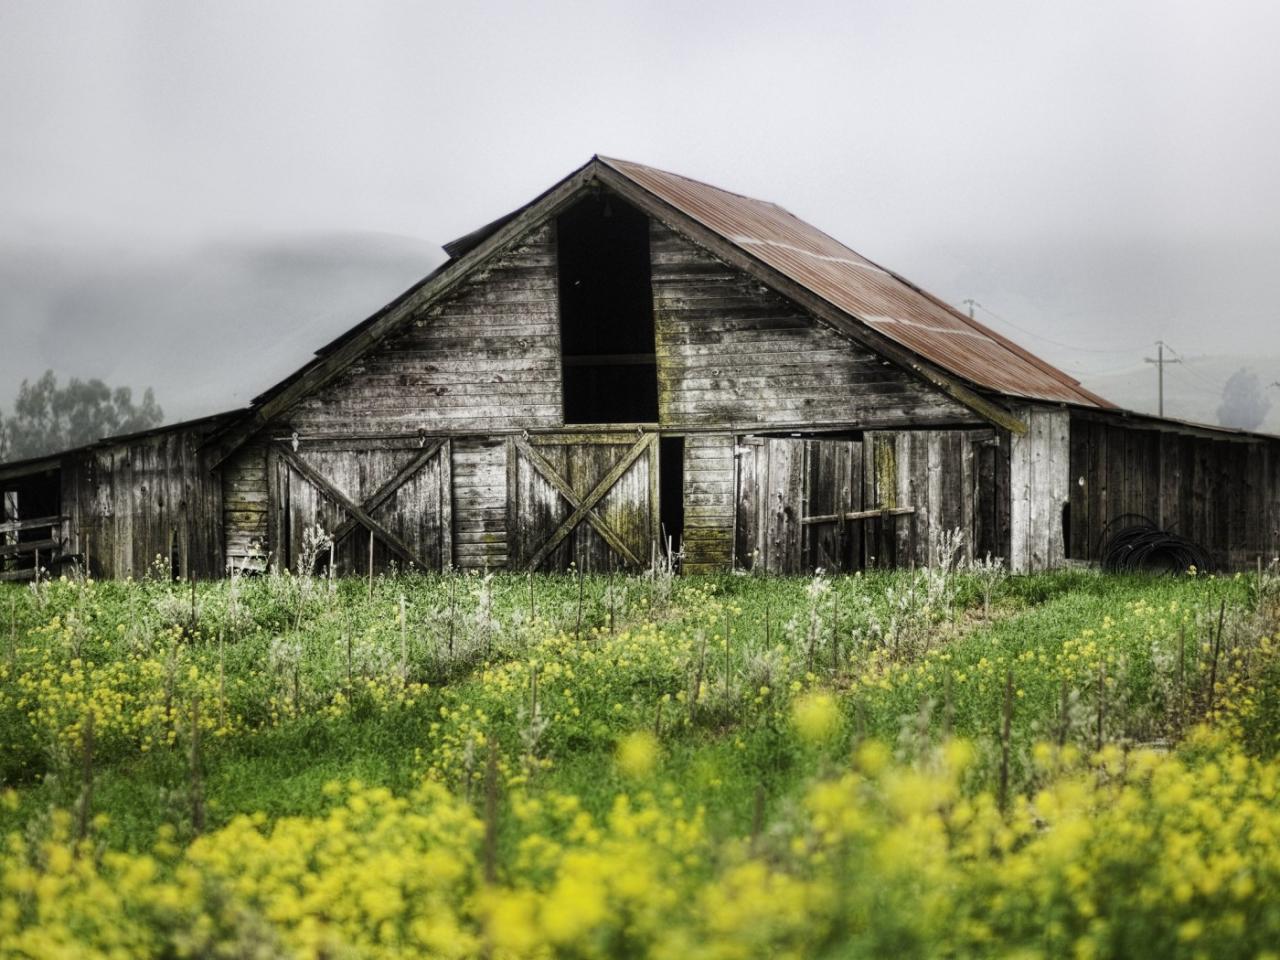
[1067,409,1280,570]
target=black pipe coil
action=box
[1096,514,1213,574]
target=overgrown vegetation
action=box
[1,555,1278,957]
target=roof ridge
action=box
[596,155,789,211]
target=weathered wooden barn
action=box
[4,156,1280,581]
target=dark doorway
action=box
[659,436,685,559]
[557,191,658,424]
[1,468,62,579]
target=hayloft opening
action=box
[558,192,658,424]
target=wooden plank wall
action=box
[62,426,223,580]
[735,437,864,574]
[1008,405,1070,573]
[453,437,507,571]
[267,442,450,575]
[506,435,657,573]
[501,435,655,570]
[222,443,268,572]
[683,434,735,573]
[284,224,562,435]
[868,428,1007,569]
[650,223,980,430]
[1068,413,1280,569]
[728,428,1005,575]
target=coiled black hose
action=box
[1097,514,1213,574]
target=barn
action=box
[4,156,1280,582]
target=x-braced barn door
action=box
[735,437,874,574]
[507,432,659,572]
[269,438,452,574]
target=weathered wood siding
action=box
[730,428,1005,575]
[62,426,223,580]
[735,437,863,574]
[453,437,507,571]
[1068,413,1280,569]
[1009,405,1070,573]
[285,224,561,435]
[267,441,451,574]
[650,223,978,430]
[222,443,268,572]
[881,429,1010,568]
[683,433,735,573]
[506,434,657,572]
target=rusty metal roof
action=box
[598,156,1112,409]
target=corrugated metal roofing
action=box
[597,156,1112,409]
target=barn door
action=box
[735,437,864,574]
[507,432,658,572]
[269,439,452,573]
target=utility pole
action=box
[1144,340,1181,417]
[962,298,979,320]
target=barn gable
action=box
[227,181,988,578]
[206,156,1036,469]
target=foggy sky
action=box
[3,0,1280,424]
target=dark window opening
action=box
[558,192,658,424]
[1062,502,1072,560]
[1,469,61,578]
[659,437,685,562]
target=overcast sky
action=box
[3,0,1280,423]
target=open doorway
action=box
[557,191,658,424]
[1,466,62,581]
[659,436,684,561]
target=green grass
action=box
[2,565,1268,857]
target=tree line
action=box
[0,371,164,463]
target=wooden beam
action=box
[801,506,915,526]
[0,515,65,534]
[516,436,650,570]
[0,538,60,558]
[273,445,429,571]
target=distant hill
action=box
[0,232,444,424]
[1081,354,1280,435]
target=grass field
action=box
[2,560,1279,958]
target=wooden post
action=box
[1177,625,1186,735]
[217,630,226,732]
[400,594,408,688]
[447,573,456,659]
[483,743,499,885]
[576,565,584,643]
[943,670,954,739]
[724,612,732,702]
[76,709,94,846]
[1058,676,1070,747]
[999,670,1013,812]
[1207,599,1225,717]
[190,695,205,834]
[1096,659,1105,752]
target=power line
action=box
[1160,344,1229,395]
[968,301,1149,356]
